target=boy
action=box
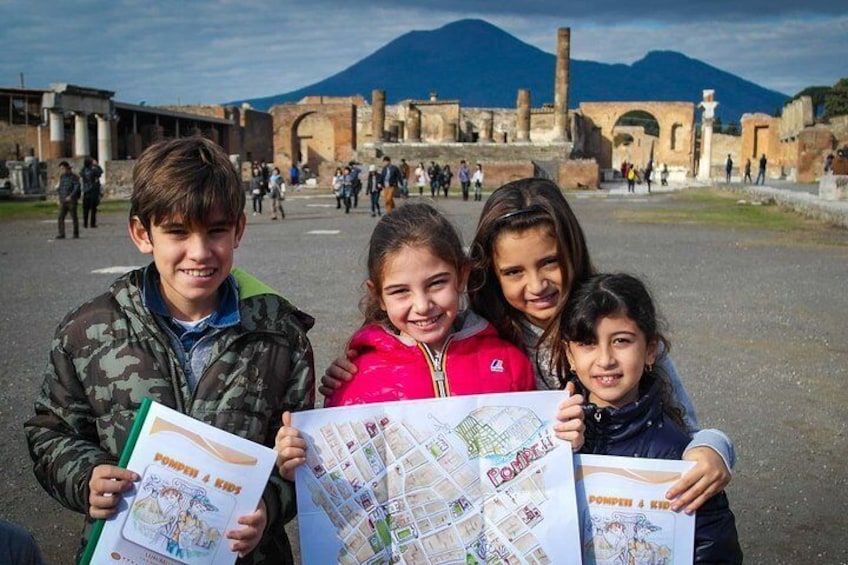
[24,137,315,563]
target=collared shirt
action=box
[142,266,240,390]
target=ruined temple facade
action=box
[267,27,707,188]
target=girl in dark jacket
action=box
[556,273,743,564]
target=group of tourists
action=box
[725,153,768,184]
[248,160,286,220]
[54,157,103,239]
[21,137,743,564]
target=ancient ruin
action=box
[2,27,847,198]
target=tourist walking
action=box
[458,160,471,201]
[80,157,103,229]
[428,161,441,198]
[415,162,428,196]
[626,165,636,193]
[56,160,81,239]
[725,154,733,183]
[249,167,264,215]
[365,165,382,217]
[744,159,752,183]
[471,163,484,201]
[332,167,344,209]
[379,156,401,213]
[399,158,410,198]
[289,162,300,188]
[440,164,453,197]
[756,154,767,185]
[269,166,285,220]
[661,163,669,186]
[341,166,353,213]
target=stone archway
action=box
[612,110,660,169]
[270,101,356,174]
[579,101,696,172]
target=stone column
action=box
[74,112,90,157]
[480,111,494,143]
[407,107,421,142]
[697,90,718,180]
[96,114,112,162]
[372,89,386,142]
[49,110,66,158]
[553,27,571,141]
[516,89,531,142]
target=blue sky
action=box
[2,0,846,106]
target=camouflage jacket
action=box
[24,266,315,564]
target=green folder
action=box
[78,397,153,565]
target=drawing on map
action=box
[582,510,676,565]
[293,391,582,565]
[123,465,233,564]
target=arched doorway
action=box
[612,110,660,169]
[292,112,335,173]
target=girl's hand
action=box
[274,412,307,481]
[227,499,267,557]
[553,382,585,451]
[667,446,731,513]
[318,349,360,397]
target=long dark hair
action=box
[553,273,687,429]
[468,178,595,348]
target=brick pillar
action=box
[553,27,570,141]
[516,89,531,142]
[372,89,386,142]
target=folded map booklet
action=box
[80,398,276,565]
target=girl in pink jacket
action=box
[276,203,585,480]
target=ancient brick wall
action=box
[711,133,743,177]
[558,159,600,189]
[0,123,40,161]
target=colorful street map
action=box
[292,391,582,564]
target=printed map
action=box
[292,391,582,564]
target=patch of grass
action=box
[615,189,847,240]
[0,199,130,220]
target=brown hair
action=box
[361,202,467,326]
[468,178,595,348]
[130,137,244,231]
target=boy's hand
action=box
[227,499,267,557]
[318,350,359,397]
[88,465,139,519]
[553,382,585,451]
[667,446,731,513]
[274,412,307,481]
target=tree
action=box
[824,78,848,118]
[791,86,831,117]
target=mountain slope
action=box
[232,19,787,122]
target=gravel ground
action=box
[1,187,847,564]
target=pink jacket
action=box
[325,311,534,407]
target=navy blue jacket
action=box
[579,374,743,564]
